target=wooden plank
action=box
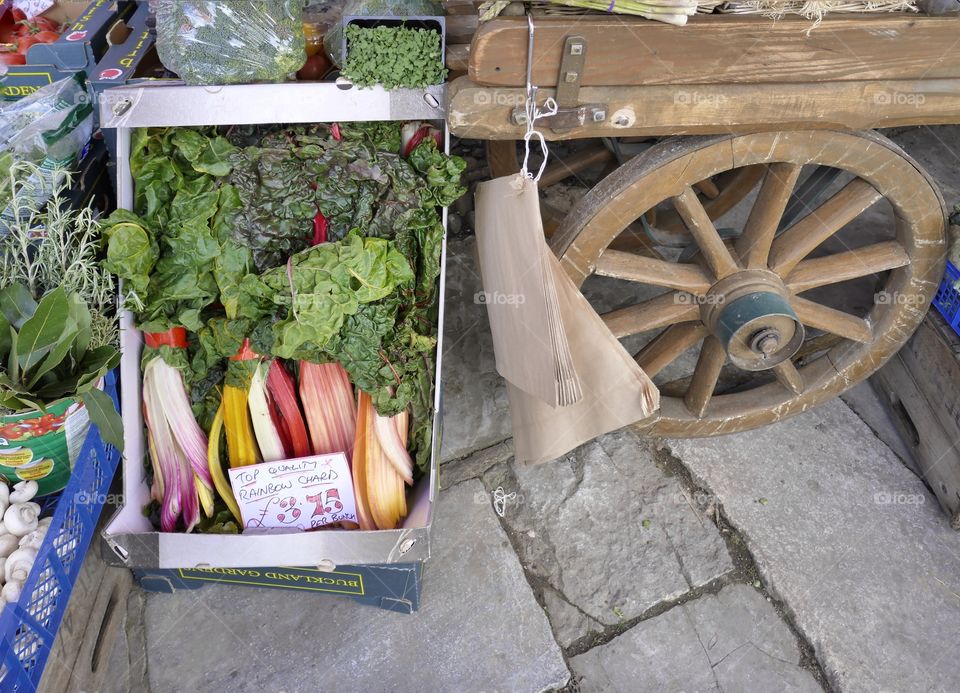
[38,551,137,693]
[447,14,479,44]
[872,341,960,529]
[470,15,960,87]
[447,77,960,140]
[446,44,470,72]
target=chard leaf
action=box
[192,136,236,177]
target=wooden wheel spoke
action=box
[595,250,712,294]
[769,178,883,276]
[772,360,804,395]
[694,178,720,199]
[684,336,726,418]
[634,322,708,378]
[791,295,873,343]
[785,241,910,293]
[735,162,803,269]
[601,292,700,338]
[672,186,739,279]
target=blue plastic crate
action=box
[933,260,960,337]
[0,371,121,692]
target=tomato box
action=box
[98,82,448,609]
[1,0,135,101]
[90,0,172,93]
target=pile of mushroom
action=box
[0,481,47,607]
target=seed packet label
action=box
[228,453,358,531]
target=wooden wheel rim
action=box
[552,130,947,437]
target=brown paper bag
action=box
[474,174,581,407]
[475,174,660,465]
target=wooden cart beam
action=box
[469,15,960,88]
[447,76,960,140]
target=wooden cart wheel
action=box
[485,140,765,251]
[552,130,947,437]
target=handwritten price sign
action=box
[227,453,358,531]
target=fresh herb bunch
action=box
[343,24,447,89]
[0,161,117,350]
[0,162,122,445]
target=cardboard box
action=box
[135,563,423,613]
[1,0,134,101]
[99,82,448,574]
[90,0,171,93]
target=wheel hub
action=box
[700,270,804,371]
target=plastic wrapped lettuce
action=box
[155,0,307,85]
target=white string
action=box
[519,16,557,184]
[492,486,517,517]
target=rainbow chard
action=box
[248,361,286,463]
[401,121,442,158]
[300,362,356,459]
[142,354,215,532]
[266,360,311,458]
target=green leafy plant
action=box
[343,24,447,89]
[0,284,122,448]
[0,161,122,448]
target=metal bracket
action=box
[556,35,587,108]
[509,35,607,132]
[511,102,607,131]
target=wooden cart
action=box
[444,11,960,437]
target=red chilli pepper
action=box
[312,207,328,245]
[144,327,188,349]
[331,122,342,141]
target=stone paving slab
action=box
[570,583,820,692]
[483,429,733,647]
[667,398,960,692]
[440,237,512,461]
[144,479,568,693]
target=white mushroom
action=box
[9,481,37,504]
[4,547,36,583]
[0,534,19,558]
[2,580,21,603]
[0,557,7,581]
[18,528,45,552]
[37,517,52,529]
[3,502,39,537]
[0,484,9,516]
